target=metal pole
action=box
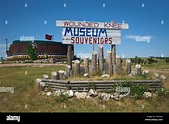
[4,38,8,51]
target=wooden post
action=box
[84,56,89,74]
[74,60,80,77]
[111,45,116,75]
[51,71,58,80]
[58,70,65,80]
[126,59,131,75]
[65,65,71,78]
[103,63,108,74]
[116,55,122,74]
[63,71,67,79]
[107,50,112,75]
[135,64,141,74]
[43,74,49,79]
[80,67,85,76]
[98,45,104,74]
[67,45,72,70]
[39,82,45,91]
[71,45,74,60]
[91,51,97,74]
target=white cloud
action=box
[161,54,164,58]
[125,35,151,43]
[76,52,92,59]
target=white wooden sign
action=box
[56,20,129,44]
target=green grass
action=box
[0,63,169,112]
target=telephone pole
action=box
[4,38,9,56]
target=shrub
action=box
[156,88,169,97]
[130,84,149,99]
[87,82,96,91]
[56,93,68,103]
[135,73,147,80]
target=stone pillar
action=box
[39,82,45,91]
[58,70,65,80]
[116,55,122,74]
[84,56,89,74]
[103,63,108,74]
[135,64,141,74]
[91,51,97,74]
[107,50,112,75]
[71,45,74,60]
[74,60,80,77]
[67,45,72,70]
[98,45,104,74]
[65,65,71,78]
[111,45,116,75]
[43,74,49,79]
[51,71,58,80]
[80,67,85,76]
[126,59,131,75]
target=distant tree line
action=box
[165,57,169,63]
[130,56,157,65]
[149,56,169,63]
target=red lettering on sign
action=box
[89,37,92,44]
[109,38,112,44]
[105,38,108,44]
[70,37,117,44]
[80,37,84,44]
[104,23,108,28]
[79,22,85,27]
[93,38,97,44]
[75,37,79,44]
[71,37,75,44]
[64,21,69,27]
[117,24,121,29]
[94,23,99,28]
[85,37,88,44]
[69,21,74,27]
[100,38,104,44]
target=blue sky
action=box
[0,0,169,59]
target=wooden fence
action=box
[40,79,162,92]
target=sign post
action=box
[67,45,72,70]
[111,44,116,75]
